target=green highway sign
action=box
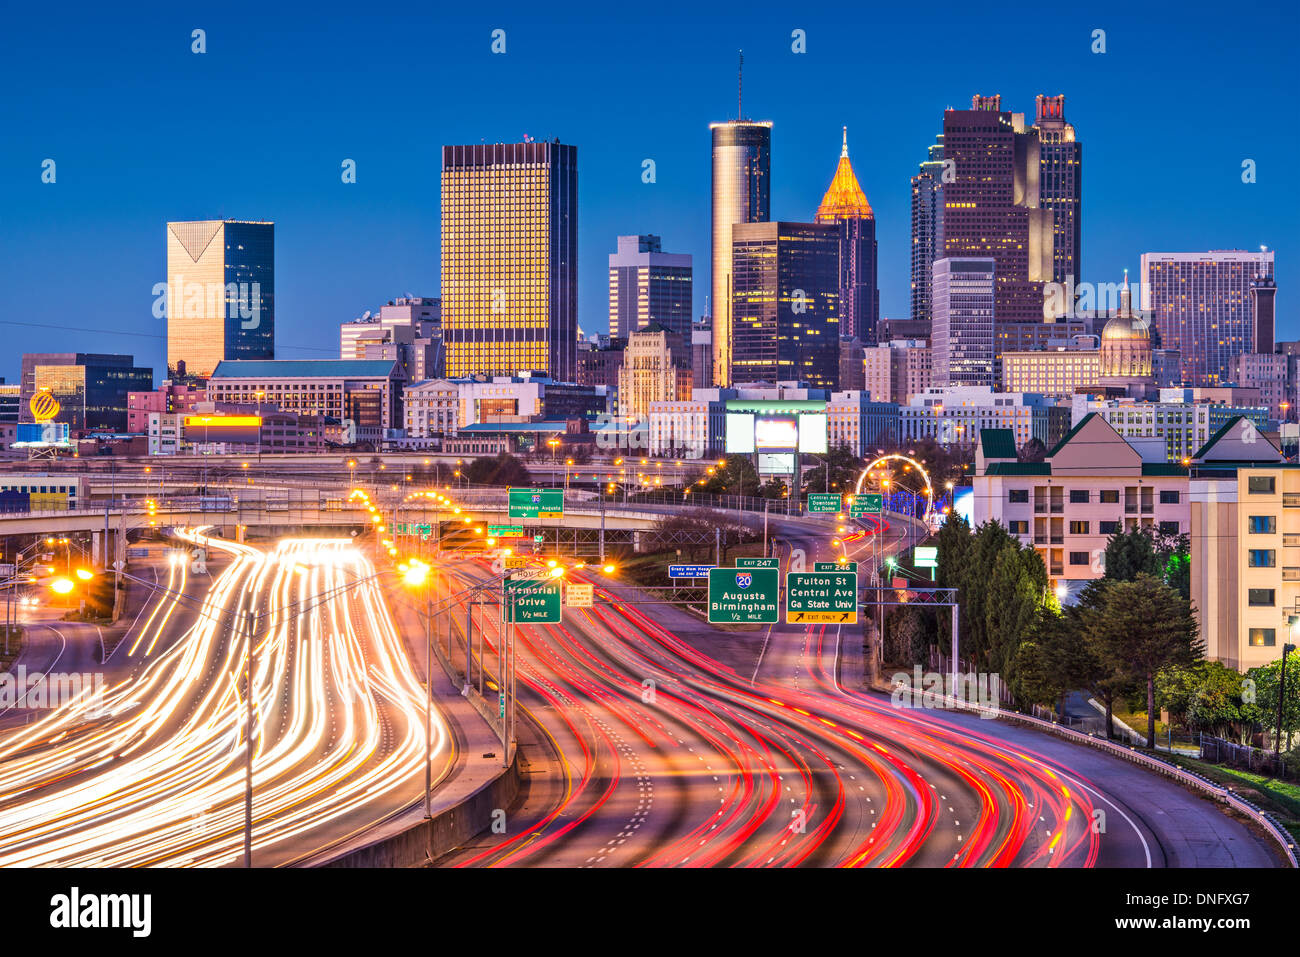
[815,561,857,572]
[508,487,564,519]
[913,546,939,568]
[488,525,525,538]
[504,578,563,623]
[785,571,858,624]
[806,493,842,513]
[849,493,883,516]
[736,557,779,569]
[707,567,779,624]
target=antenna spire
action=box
[842,126,849,158]
[738,50,744,120]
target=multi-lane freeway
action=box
[0,529,451,866]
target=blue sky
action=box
[1,1,1294,384]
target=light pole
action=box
[255,391,265,463]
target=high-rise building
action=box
[932,258,995,387]
[1252,274,1277,354]
[617,324,692,421]
[1032,95,1082,288]
[910,133,945,326]
[838,337,866,392]
[608,235,692,340]
[1141,249,1275,386]
[816,128,878,342]
[710,119,772,387]
[691,321,713,391]
[165,220,275,379]
[942,97,1053,329]
[730,222,840,390]
[441,141,578,381]
[20,353,153,432]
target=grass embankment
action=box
[1164,754,1300,841]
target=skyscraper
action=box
[910,133,945,326]
[710,119,771,387]
[20,353,153,432]
[165,220,274,378]
[1140,249,1275,386]
[942,97,1053,329]
[1032,95,1082,289]
[816,128,879,343]
[607,235,693,340]
[1252,274,1278,354]
[932,258,995,387]
[730,222,840,390]
[441,141,578,381]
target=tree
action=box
[984,542,1048,685]
[697,455,759,498]
[1086,574,1202,747]
[463,453,532,487]
[1101,527,1191,599]
[758,477,789,500]
[1157,661,1254,742]
[1017,437,1047,463]
[1245,648,1300,753]
[800,443,862,497]
[934,511,972,654]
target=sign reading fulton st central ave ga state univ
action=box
[707,567,780,624]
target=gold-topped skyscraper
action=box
[816,127,878,343]
[440,141,578,381]
[710,54,771,387]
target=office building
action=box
[816,128,878,342]
[932,257,995,387]
[901,385,1068,450]
[838,337,866,392]
[608,235,692,340]
[126,382,207,434]
[730,222,840,390]
[19,353,153,433]
[710,119,772,387]
[942,97,1053,328]
[402,379,461,441]
[826,391,900,456]
[974,415,1189,584]
[165,220,275,378]
[617,325,692,421]
[1234,352,1289,420]
[910,133,945,326]
[691,322,713,390]
[455,375,607,428]
[441,141,578,380]
[1141,249,1275,387]
[863,339,933,405]
[1000,340,1101,398]
[1032,95,1082,288]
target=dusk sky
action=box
[1,1,1293,384]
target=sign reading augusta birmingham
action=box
[508,488,564,519]
[707,567,779,624]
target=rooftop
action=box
[210,359,398,379]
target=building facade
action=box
[402,379,461,441]
[441,142,578,381]
[710,120,772,387]
[932,257,995,387]
[165,220,275,378]
[1032,95,1082,290]
[730,222,841,390]
[617,325,692,421]
[608,235,692,340]
[20,353,153,433]
[1141,249,1275,387]
[910,133,945,326]
[815,128,878,343]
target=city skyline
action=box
[1,4,1291,385]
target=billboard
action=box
[725,413,755,453]
[184,415,262,445]
[724,401,827,457]
[12,422,71,448]
[755,418,798,450]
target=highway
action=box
[435,512,1279,868]
[0,529,452,866]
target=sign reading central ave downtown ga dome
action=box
[707,567,779,624]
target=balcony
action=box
[1284,568,1300,582]
[1124,499,1138,513]
[1049,536,1064,545]
[1034,535,1048,545]
[1285,494,1300,508]
[1284,533,1300,547]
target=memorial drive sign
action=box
[707,567,779,624]
[504,578,562,623]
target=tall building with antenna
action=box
[710,51,771,388]
[816,127,878,343]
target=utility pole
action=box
[763,500,769,558]
[425,576,433,825]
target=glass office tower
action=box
[710,120,771,387]
[441,141,578,382]
[165,220,275,379]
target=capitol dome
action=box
[1099,273,1154,382]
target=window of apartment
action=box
[1248,588,1276,606]
[1249,628,1277,647]
[1008,489,1029,504]
[1069,521,1089,535]
[1008,520,1029,535]
[1069,490,1088,504]
[1099,489,1119,503]
[1248,475,1276,494]
[1068,551,1090,565]
[1249,515,1277,534]
[1099,520,1120,535]
[1158,521,1180,535]
[1248,549,1276,568]
[1159,490,1180,505]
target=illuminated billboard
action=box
[725,413,755,453]
[724,401,827,457]
[184,415,262,445]
[755,418,797,450]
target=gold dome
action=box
[1101,314,1151,341]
